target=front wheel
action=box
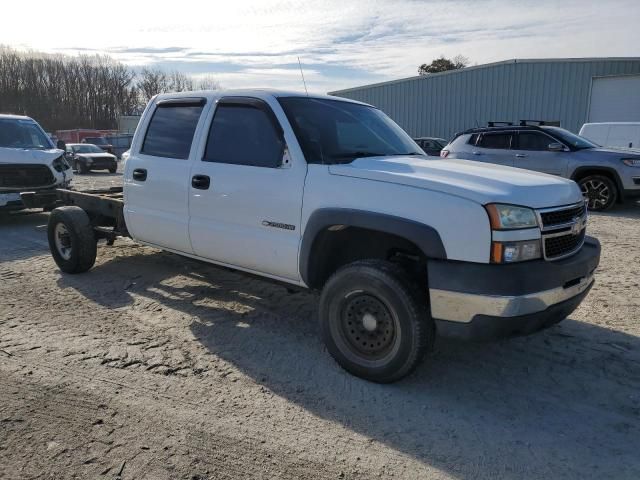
[108,165,117,174]
[578,175,617,211]
[319,259,433,383]
[77,161,88,174]
[47,206,97,273]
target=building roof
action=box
[329,57,640,95]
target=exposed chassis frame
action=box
[21,187,129,243]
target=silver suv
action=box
[441,125,640,211]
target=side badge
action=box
[262,220,295,231]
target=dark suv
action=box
[441,124,640,211]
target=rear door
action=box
[124,97,207,253]
[188,96,306,280]
[471,131,515,166]
[514,130,568,176]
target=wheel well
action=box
[305,226,427,289]
[572,168,622,202]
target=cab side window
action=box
[203,101,283,168]
[477,132,512,149]
[142,102,204,159]
[518,132,553,151]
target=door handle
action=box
[132,168,147,181]
[472,151,482,155]
[515,154,527,158]
[191,174,210,190]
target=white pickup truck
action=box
[26,90,601,383]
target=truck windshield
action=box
[0,119,53,150]
[278,97,424,164]
[542,126,597,150]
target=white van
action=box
[579,122,640,150]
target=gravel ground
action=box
[1,168,639,479]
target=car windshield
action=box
[0,119,53,149]
[542,126,597,150]
[73,144,104,153]
[278,97,424,164]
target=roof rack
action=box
[518,120,561,127]
[487,121,513,127]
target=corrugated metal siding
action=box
[330,59,640,140]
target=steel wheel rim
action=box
[581,179,610,209]
[340,293,397,360]
[54,223,72,260]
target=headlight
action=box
[485,204,538,230]
[51,155,70,172]
[491,239,541,263]
[622,158,640,167]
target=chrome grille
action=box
[536,202,587,260]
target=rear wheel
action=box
[578,175,617,211]
[319,259,433,383]
[47,206,97,273]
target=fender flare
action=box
[299,208,447,286]
[570,166,624,194]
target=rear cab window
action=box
[141,99,205,159]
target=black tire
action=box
[319,259,433,383]
[578,175,617,211]
[108,165,117,174]
[77,161,88,174]
[47,206,97,273]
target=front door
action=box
[514,131,568,176]
[124,98,207,253]
[188,97,306,281]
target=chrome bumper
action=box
[429,274,594,323]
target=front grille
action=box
[544,229,585,259]
[540,203,586,227]
[0,164,55,189]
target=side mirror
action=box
[548,142,565,152]
[56,140,66,151]
[280,143,292,168]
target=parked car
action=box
[82,136,114,154]
[0,114,72,212]
[579,122,640,150]
[441,124,640,210]
[66,143,118,173]
[26,90,600,383]
[413,137,448,156]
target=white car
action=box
[579,122,640,150]
[38,90,600,382]
[0,114,72,212]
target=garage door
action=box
[588,74,640,122]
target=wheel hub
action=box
[54,223,72,260]
[341,294,395,358]
[581,180,609,209]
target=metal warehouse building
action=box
[329,58,640,140]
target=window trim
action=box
[202,97,285,168]
[140,100,206,160]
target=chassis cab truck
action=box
[34,90,601,383]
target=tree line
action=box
[0,46,220,132]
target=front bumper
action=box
[428,236,600,341]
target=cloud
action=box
[1,0,639,92]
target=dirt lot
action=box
[1,168,639,479]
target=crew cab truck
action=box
[28,90,601,383]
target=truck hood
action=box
[329,156,583,209]
[0,147,63,165]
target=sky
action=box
[2,0,639,93]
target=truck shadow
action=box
[591,202,640,220]
[56,248,640,478]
